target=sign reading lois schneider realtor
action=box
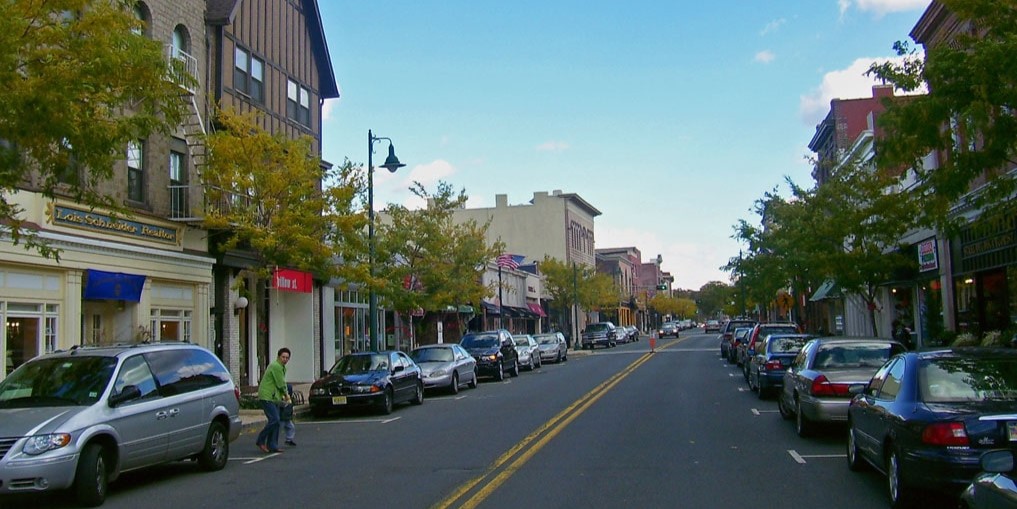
[273,268,312,293]
[48,203,180,245]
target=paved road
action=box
[5,331,958,509]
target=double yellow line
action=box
[433,342,673,509]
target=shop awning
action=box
[82,269,146,302]
[809,280,841,302]
[528,303,547,317]
[481,300,500,314]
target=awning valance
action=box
[809,280,841,302]
[82,269,146,302]
[528,303,547,317]
[481,300,500,314]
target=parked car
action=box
[846,348,1017,507]
[514,334,542,371]
[658,321,680,339]
[747,334,813,398]
[460,330,519,380]
[728,327,753,365]
[626,325,640,341]
[960,450,1017,509]
[308,351,424,417]
[778,337,906,437]
[534,332,568,363]
[0,343,241,507]
[719,319,757,361]
[704,319,722,333]
[409,344,478,394]
[742,323,801,377]
[582,322,619,349]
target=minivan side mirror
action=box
[109,385,142,407]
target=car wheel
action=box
[795,397,813,437]
[534,355,541,369]
[411,381,424,405]
[495,362,505,381]
[778,391,793,420]
[556,352,562,363]
[846,425,867,472]
[742,362,750,382]
[197,421,229,471]
[510,360,519,377]
[450,372,460,394]
[379,387,394,415]
[563,350,568,361]
[74,443,108,507]
[468,369,478,389]
[887,447,915,508]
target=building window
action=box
[287,79,311,126]
[127,140,145,202]
[172,26,188,58]
[234,47,265,102]
[150,309,192,342]
[132,2,150,36]
[169,145,188,217]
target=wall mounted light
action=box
[234,296,249,315]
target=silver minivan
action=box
[0,343,242,506]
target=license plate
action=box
[1008,421,1017,441]
[332,396,347,405]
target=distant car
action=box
[704,320,722,333]
[960,450,1017,509]
[719,319,757,361]
[747,334,813,398]
[514,334,542,371]
[779,337,906,437]
[409,344,478,394]
[847,348,1017,506]
[727,327,752,365]
[309,351,424,417]
[742,323,801,377]
[582,322,619,349]
[460,330,520,381]
[625,325,640,342]
[658,322,680,339]
[534,332,568,363]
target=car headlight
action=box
[23,433,72,455]
[483,354,498,362]
[430,368,447,377]
[311,387,327,396]
[349,384,382,394]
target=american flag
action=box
[496,253,523,270]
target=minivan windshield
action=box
[0,356,118,407]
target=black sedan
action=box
[308,351,424,417]
[846,348,1017,507]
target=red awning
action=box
[528,303,547,317]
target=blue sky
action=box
[317,0,930,290]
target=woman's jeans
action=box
[256,399,281,450]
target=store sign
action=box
[48,203,180,245]
[918,238,938,272]
[272,268,312,293]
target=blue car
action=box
[846,348,1017,507]
[747,333,813,398]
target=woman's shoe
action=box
[258,444,270,453]
[268,448,284,453]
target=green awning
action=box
[810,280,841,302]
[458,305,474,314]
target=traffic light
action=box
[657,284,668,290]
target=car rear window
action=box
[920,357,1017,402]
[587,323,611,332]
[768,337,808,354]
[813,342,900,369]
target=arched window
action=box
[172,25,189,58]
[132,2,151,36]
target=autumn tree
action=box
[374,181,502,341]
[696,281,734,318]
[868,0,1017,231]
[202,109,363,281]
[1,0,188,257]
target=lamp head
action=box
[381,143,406,173]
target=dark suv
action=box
[582,322,619,349]
[719,318,757,359]
[460,330,519,381]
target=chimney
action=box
[496,194,507,207]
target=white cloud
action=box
[373,159,458,210]
[799,55,922,125]
[838,0,928,17]
[536,140,570,152]
[755,50,776,64]
[760,18,786,36]
[321,98,338,122]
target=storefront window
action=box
[954,276,978,334]
[150,309,192,342]
[919,279,945,347]
[2,302,58,377]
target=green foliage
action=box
[868,0,1017,232]
[696,281,733,318]
[0,0,187,257]
[202,109,362,281]
[374,181,501,316]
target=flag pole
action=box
[498,264,504,330]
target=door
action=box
[107,354,171,469]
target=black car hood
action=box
[313,372,385,387]
[465,346,500,357]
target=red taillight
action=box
[234,387,241,402]
[922,422,969,446]
[764,360,783,370]
[809,375,851,397]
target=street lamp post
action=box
[368,129,405,352]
